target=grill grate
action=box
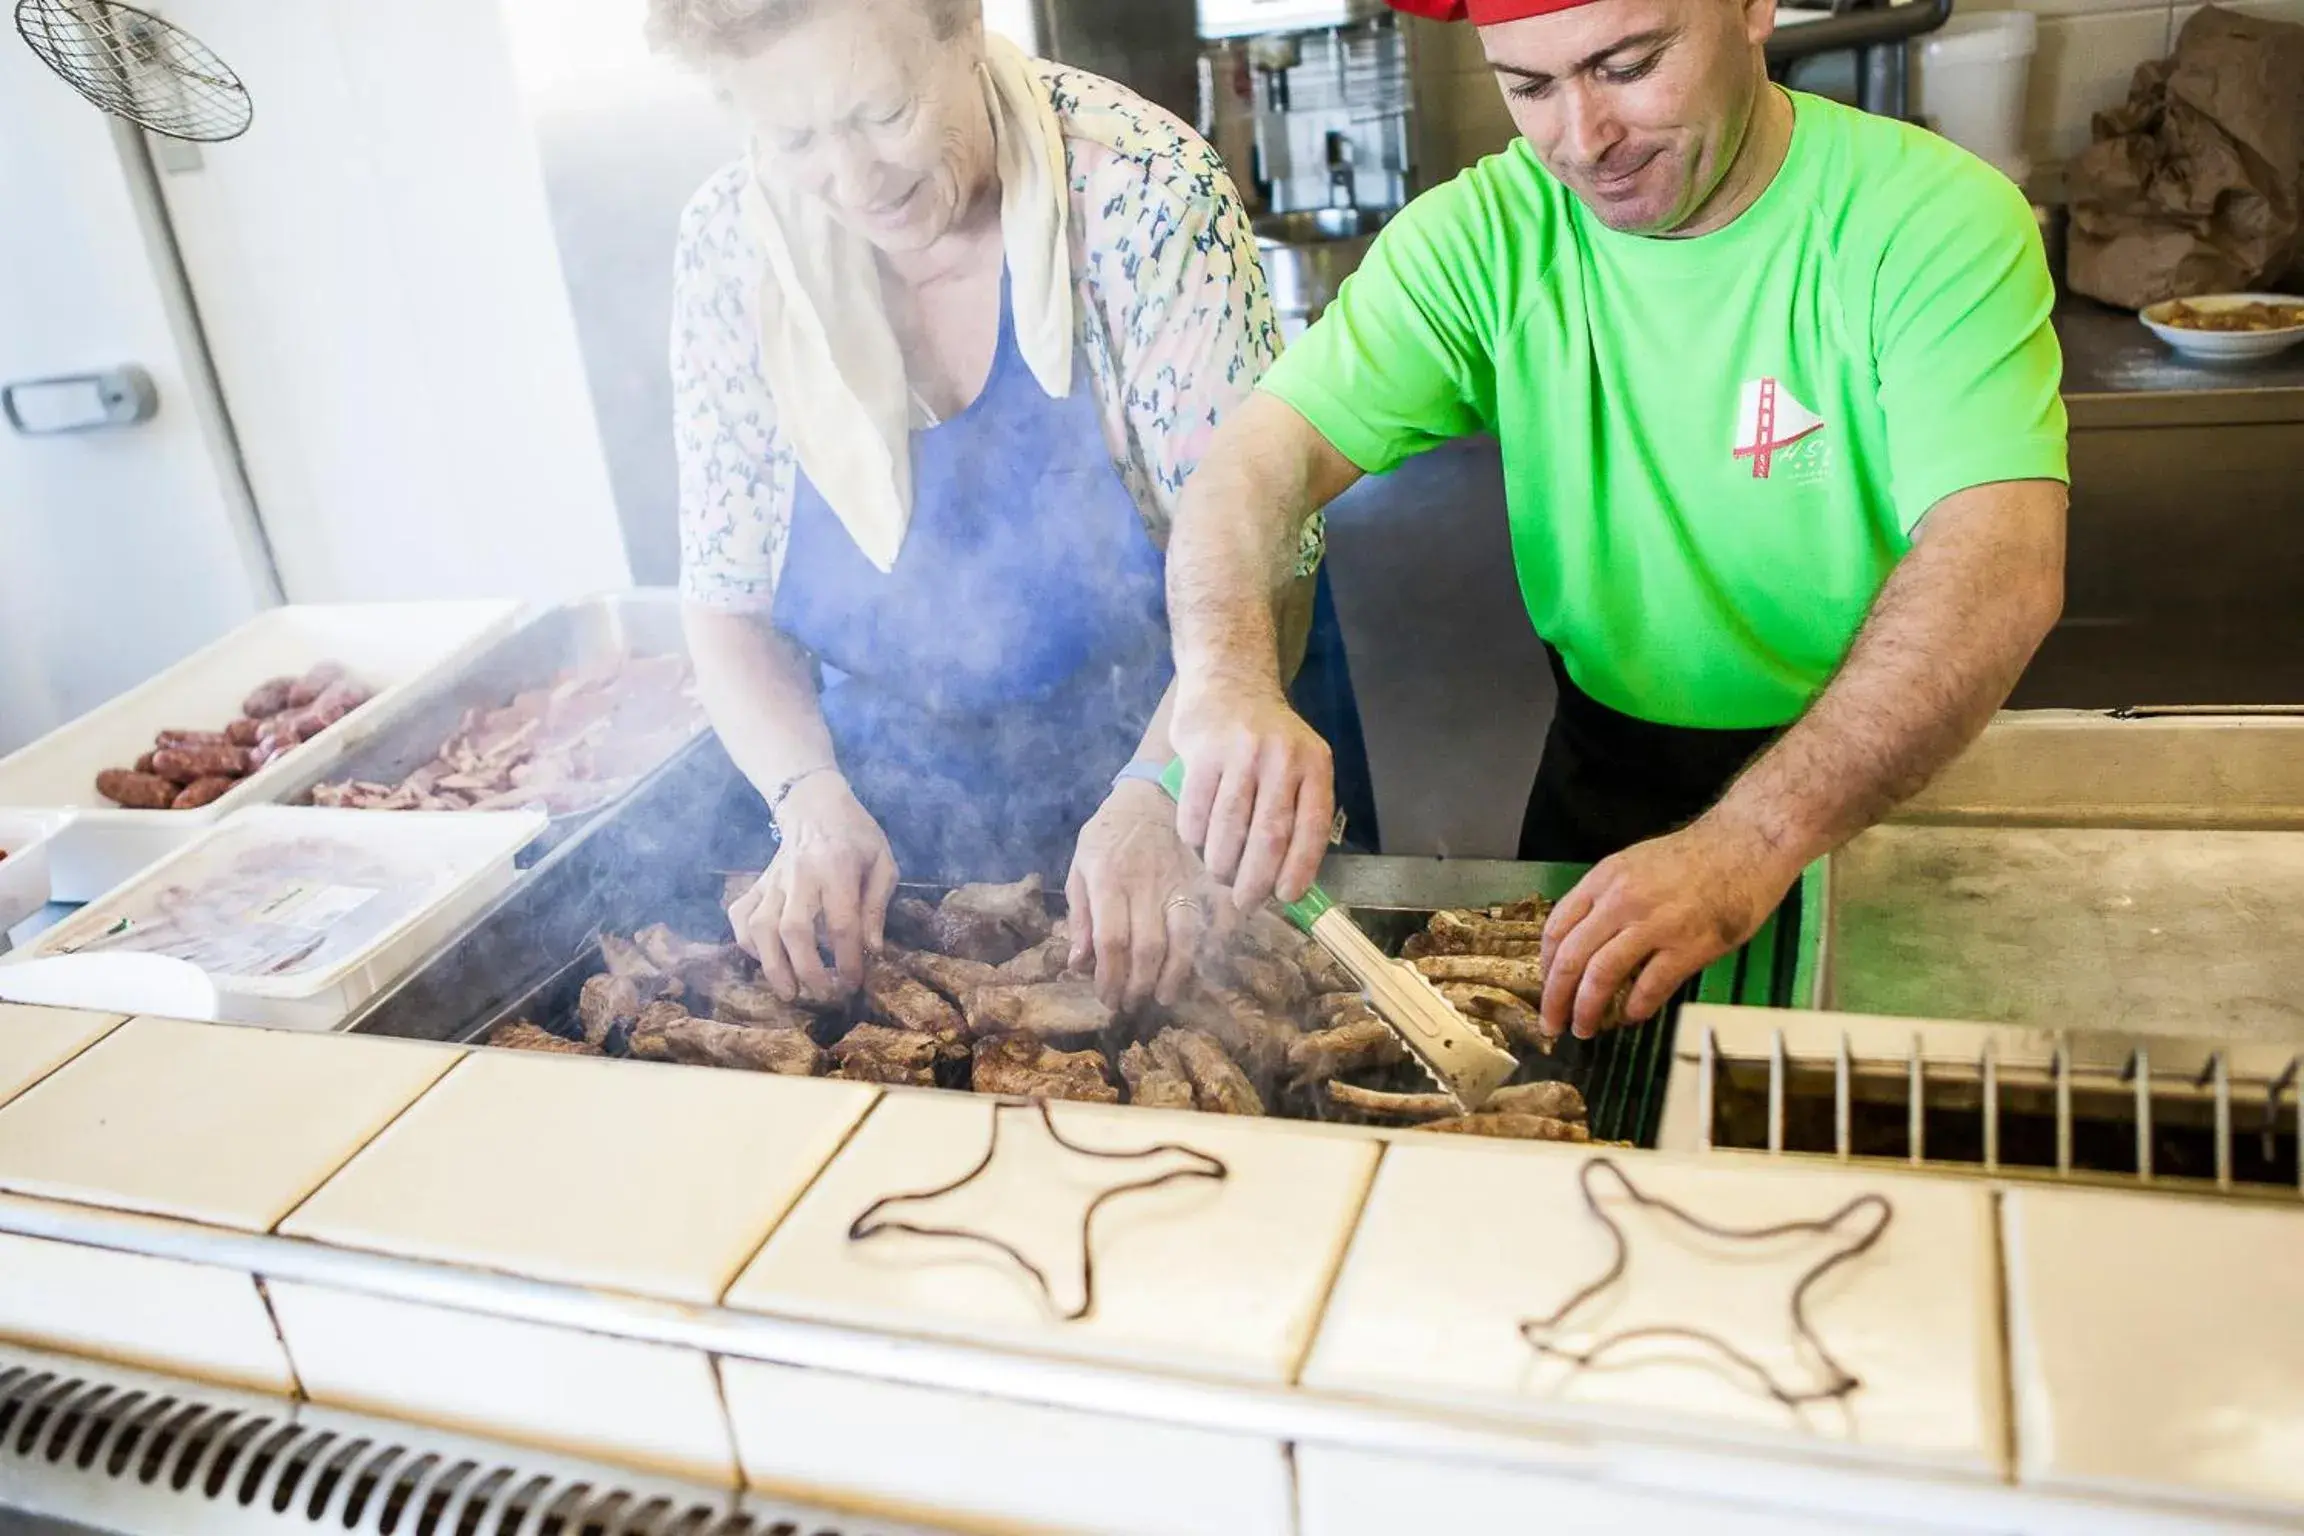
[0,1349,949,1536]
[1665,1008,2304,1198]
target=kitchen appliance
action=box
[1201,0,1412,332]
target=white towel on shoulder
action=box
[739,35,1074,574]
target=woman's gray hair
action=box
[646,0,979,64]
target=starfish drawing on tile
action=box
[1518,1157,1894,1411]
[845,1097,1228,1322]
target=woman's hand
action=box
[1067,780,1214,1011]
[728,773,898,1005]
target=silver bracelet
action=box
[767,764,839,834]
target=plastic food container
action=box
[0,806,546,1031]
[0,811,70,941]
[1915,11,2037,187]
[0,600,524,901]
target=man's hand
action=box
[728,773,898,1005]
[1170,681,1334,910]
[1538,816,1802,1039]
[1067,780,1216,1010]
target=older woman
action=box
[655,0,1371,1011]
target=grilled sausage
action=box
[171,776,237,809]
[225,717,266,746]
[286,662,346,709]
[156,728,236,751]
[241,676,298,718]
[96,770,179,809]
[151,744,252,783]
[132,751,158,775]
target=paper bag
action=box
[2066,6,2304,310]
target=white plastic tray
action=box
[0,600,524,900]
[0,811,70,940]
[0,805,546,1031]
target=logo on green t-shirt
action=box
[1731,377,1828,483]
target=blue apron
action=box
[772,276,1170,885]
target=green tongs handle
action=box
[1158,758,1333,932]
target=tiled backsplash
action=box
[1405,1,2304,188]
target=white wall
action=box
[0,46,267,751]
[149,1,632,605]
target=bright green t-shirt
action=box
[1263,92,2069,729]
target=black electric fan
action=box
[15,0,250,142]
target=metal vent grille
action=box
[1659,1010,2304,1198]
[0,1350,943,1536]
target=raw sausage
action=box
[241,676,298,718]
[96,770,179,810]
[151,745,252,783]
[171,776,237,809]
[286,663,346,709]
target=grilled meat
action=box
[1232,907,1353,994]
[1424,909,1546,958]
[1410,954,1546,1002]
[1167,983,1298,1081]
[1326,1080,1587,1123]
[885,894,942,952]
[490,1021,601,1056]
[1489,896,1553,924]
[1159,1028,1263,1116]
[1419,1112,1590,1142]
[625,1010,824,1075]
[1436,982,1551,1054]
[932,874,1051,963]
[997,932,1074,984]
[1287,1008,1404,1084]
[710,981,815,1031]
[964,980,1112,1041]
[971,1032,1118,1104]
[577,974,642,1047]
[891,946,1003,1006]
[831,1023,941,1086]
[862,957,968,1059]
[1118,1040,1196,1110]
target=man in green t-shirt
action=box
[1166,0,2069,1040]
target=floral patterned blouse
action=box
[672,60,1305,612]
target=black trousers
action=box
[1518,648,1783,865]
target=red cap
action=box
[1388,0,1600,20]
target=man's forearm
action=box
[682,603,840,801]
[1169,393,1363,701]
[1709,481,2068,874]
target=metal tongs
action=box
[1160,761,1518,1111]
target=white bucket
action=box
[1915,11,2038,187]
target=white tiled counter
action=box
[725,1092,1379,1386]
[0,1003,2298,1536]
[2004,1185,2304,1533]
[1302,1140,2007,1479]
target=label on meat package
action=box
[249,882,380,934]
[55,837,446,984]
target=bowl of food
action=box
[0,811,71,939]
[2139,293,2304,364]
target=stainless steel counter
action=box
[1826,824,2304,1043]
[2013,300,2304,711]
[2056,296,2304,425]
